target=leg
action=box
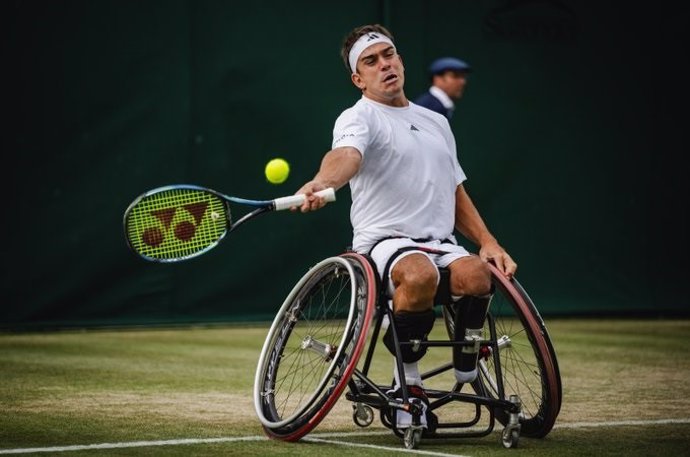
[390,253,438,313]
[448,256,493,383]
[379,252,438,431]
[452,294,492,382]
[382,253,437,386]
[448,255,492,298]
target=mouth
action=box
[382,73,398,84]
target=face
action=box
[351,43,406,106]
[435,71,468,99]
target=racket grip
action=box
[273,188,336,211]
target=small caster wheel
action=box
[502,394,521,448]
[502,427,520,448]
[403,427,422,449]
[352,403,374,427]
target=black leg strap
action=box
[383,309,436,363]
[452,294,491,374]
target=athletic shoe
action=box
[387,385,437,431]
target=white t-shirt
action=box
[332,96,467,253]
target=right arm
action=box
[295,146,362,212]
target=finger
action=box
[493,256,506,275]
[480,252,494,264]
[506,260,517,278]
[301,194,319,213]
[502,255,517,279]
[299,196,312,213]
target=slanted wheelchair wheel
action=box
[254,253,376,441]
[442,263,562,438]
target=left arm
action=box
[454,184,517,278]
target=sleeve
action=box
[454,153,467,186]
[332,106,370,157]
[443,121,467,186]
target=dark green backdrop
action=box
[3,0,688,329]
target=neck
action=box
[363,91,409,107]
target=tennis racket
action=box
[123,184,335,263]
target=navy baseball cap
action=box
[429,57,472,75]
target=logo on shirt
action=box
[410,124,420,131]
[334,133,356,145]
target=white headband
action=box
[348,32,395,74]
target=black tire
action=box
[254,253,377,441]
[442,263,561,438]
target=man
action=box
[295,24,516,428]
[413,57,471,119]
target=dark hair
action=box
[340,24,395,73]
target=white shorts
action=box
[368,237,471,297]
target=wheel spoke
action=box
[254,255,375,439]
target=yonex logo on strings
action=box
[140,202,209,248]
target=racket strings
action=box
[126,188,228,261]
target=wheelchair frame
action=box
[253,251,562,450]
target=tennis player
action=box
[295,24,517,428]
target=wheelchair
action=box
[253,251,562,450]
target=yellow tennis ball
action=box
[265,158,290,184]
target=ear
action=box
[351,72,366,90]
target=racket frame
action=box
[123,184,334,263]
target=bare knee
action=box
[391,254,438,311]
[399,267,438,299]
[449,256,492,297]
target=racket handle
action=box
[273,188,336,211]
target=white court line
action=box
[0,437,264,455]
[1,418,689,455]
[553,418,690,429]
[303,436,471,457]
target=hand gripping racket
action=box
[123,185,335,262]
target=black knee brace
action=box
[383,309,436,363]
[453,294,491,376]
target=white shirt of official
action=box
[332,96,467,253]
[429,85,455,110]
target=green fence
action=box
[3,0,687,329]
